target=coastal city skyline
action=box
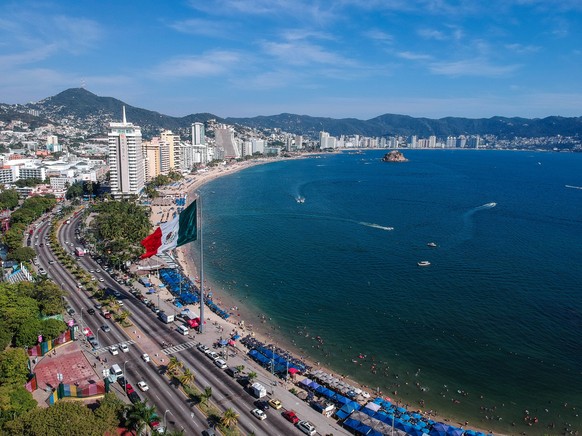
[1,1,582,119]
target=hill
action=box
[3,88,581,139]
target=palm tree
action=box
[200,386,212,407]
[247,371,257,384]
[179,368,195,387]
[220,408,239,428]
[167,356,183,375]
[235,365,245,373]
[125,399,158,435]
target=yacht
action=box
[417,261,431,267]
[427,242,437,247]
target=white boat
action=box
[296,196,305,203]
[417,261,431,267]
[427,242,437,247]
[484,202,497,207]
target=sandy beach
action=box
[145,157,502,436]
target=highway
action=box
[32,209,336,435]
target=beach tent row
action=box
[205,299,230,319]
[247,348,302,374]
[253,345,306,372]
[343,410,409,436]
[299,378,361,414]
[309,370,370,399]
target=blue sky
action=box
[1,0,581,119]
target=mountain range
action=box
[3,88,582,140]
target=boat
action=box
[417,261,431,267]
[427,242,437,247]
[296,197,305,203]
[484,202,497,207]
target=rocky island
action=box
[381,150,408,162]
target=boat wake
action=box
[360,222,394,231]
[565,185,582,190]
[458,202,497,242]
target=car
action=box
[201,429,216,436]
[48,260,55,264]
[251,408,267,420]
[101,325,111,332]
[95,303,103,310]
[109,346,119,355]
[98,278,105,282]
[206,351,219,360]
[117,300,124,306]
[214,358,227,369]
[282,410,299,424]
[137,381,149,391]
[255,400,269,411]
[297,420,317,436]
[268,399,282,410]
[96,269,101,273]
[87,308,95,315]
[120,343,129,353]
[125,383,135,394]
[89,270,95,273]
[197,343,210,353]
[88,337,99,348]
[142,353,150,362]
[117,376,127,388]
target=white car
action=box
[214,358,227,369]
[251,408,267,420]
[137,381,149,391]
[206,351,219,360]
[109,346,119,355]
[142,353,150,362]
[120,343,129,353]
[298,420,316,436]
[117,300,124,306]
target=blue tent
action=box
[430,423,452,436]
[300,378,312,387]
[447,428,465,436]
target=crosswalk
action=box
[94,339,136,355]
[162,341,198,355]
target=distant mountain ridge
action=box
[6,88,582,139]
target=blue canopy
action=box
[447,428,465,436]
[430,422,452,436]
[300,378,312,387]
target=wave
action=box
[360,222,394,231]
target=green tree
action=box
[40,319,67,340]
[0,189,19,210]
[247,371,257,384]
[33,281,66,315]
[14,318,42,347]
[0,348,29,386]
[125,399,158,436]
[3,400,102,436]
[65,182,84,200]
[94,392,124,434]
[6,246,36,263]
[200,386,212,407]
[220,408,239,429]
[167,356,183,375]
[0,385,36,427]
[179,368,195,387]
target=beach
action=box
[141,155,511,436]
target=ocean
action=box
[195,149,582,435]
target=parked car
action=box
[251,408,267,420]
[206,351,219,360]
[297,420,317,436]
[197,343,209,353]
[214,358,227,369]
[282,410,299,424]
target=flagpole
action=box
[198,193,205,334]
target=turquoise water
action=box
[196,150,582,434]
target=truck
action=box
[250,382,267,398]
[158,311,174,324]
[101,310,111,319]
[75,247,85,257]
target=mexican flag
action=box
[140,200,197,259]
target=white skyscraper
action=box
[108,107,144,199]
[192,122,205,145]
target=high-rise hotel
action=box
[108,107,144,199]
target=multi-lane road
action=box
[32,210,347,436]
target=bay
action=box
[196,149,582,434]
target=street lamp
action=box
[163,409,173,430]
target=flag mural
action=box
[140,199,197,259]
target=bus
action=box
[75,247,85,257]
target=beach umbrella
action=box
[354,388,362,395]
[288,367,299,375]
[228,340,235,346]
[218,339,228,346]
[397,407,407,414]
[408,427,428,436]
[429,422,451,436]
[447,428,465,436]
[401,414,410,421]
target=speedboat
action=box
[427,242,437,247]
[417,261,431,267]
[484,202,497,207]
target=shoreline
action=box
[161,156,504,436]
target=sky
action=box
[1,0,581,120]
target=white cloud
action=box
[417,28,447,41]
[505,43,541,54]
[429,59,521,77]
[168,18,235,38]
[397,51,433,61]
[152,50,242,78]
[364,29,394,43]
[261,40,349,66]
